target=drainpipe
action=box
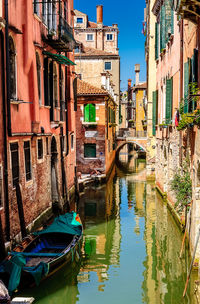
[65,64,69,155]
[2,2,10,242]
[5,0,11,136]
[0,31,9,251]
[179,19,184,167]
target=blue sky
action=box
[74,0,146,91]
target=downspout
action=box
[179,19,184,167]
[5,0,11,136]
[3,0,10,241]
[0,31,8,256]
[65,64,69,155]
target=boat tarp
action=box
[34,212,82,236]
[0,254,49,295]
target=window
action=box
[44,57,49,106]
[24,141,32,181]
[42,1,48,25]
[37,139,43,159]
[107,34,113,41]
[36,53,41,105]
[77,17,83,24]
[33,0,40,15]
[52,0,57,32]
[53,63,58,108]
[84,104,96,122]
[64,1,68,21]
[105,62,111,71]
[75,46,80,53]
[0,165,3,207]
[46,137,49,155]
[71,135,74,150]
[10,142,19,187]
[84,144,96,158]
[87,34,93,41]
[9,36,17,100]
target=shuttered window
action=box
[84,144,96,158]
[160,5,166,51]
[166,78,173,124]
[10,142,19,187]
[84,104,96,122]
[184,61,189,113]
[165,1,172,43]
[171,9,174,35]
[24,141,32,181]
[155,23,159,60]
[152,91,158,136]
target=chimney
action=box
[97,5,103,27]
[128,79,132,89]
[135,64,140,86]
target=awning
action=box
[43,51,76,66]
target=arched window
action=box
[36,53,41,105]
[60,69,65,121]
[9,36,17,100]
[53,63,58,108]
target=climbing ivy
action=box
[170,160,192,212]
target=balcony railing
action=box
[175,0,200,22]
[43,15,75,52]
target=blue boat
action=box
[0,212,83,295]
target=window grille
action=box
[10,142,19,187]
[38,139,43,159]
[24,141,32,181]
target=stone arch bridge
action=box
[116,129,147,155]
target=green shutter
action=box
[171,9,174,35]
[89,104,96,122]
[84,104,90,122]
[166,78,173,124]
[155,23,159,60]
[160,5,166,51]
[192,49,198,83]
[84,144,96,158]
[165,1,171,43]
[184,62,189,113]
[152,91,157,136]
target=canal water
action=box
[21,153,197,303]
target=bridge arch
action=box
[116,141,147,154]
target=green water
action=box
[21,164,196,303]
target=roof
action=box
[133,82,147,91]
[74,9,87,17]
[77,79,108,96]
[75,46,118,58]
[88,21,97,28]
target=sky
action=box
[74,0,146,92]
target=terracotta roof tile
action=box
[133,82,147,90]
[75,46,115,57]
[77,79,107,95]
[88,21,97,28]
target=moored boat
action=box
[0,212,83,295]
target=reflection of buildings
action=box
[142,184,196,303]
[78,167,121,285]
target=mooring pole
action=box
[15,183,27,239]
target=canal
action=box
[21,151,197,303]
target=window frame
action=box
[86,34,94,41]
[33,0,40,16]
[10,142,19,188]
[37,138,44,160]
[24,140,32,182]
[9,36,17,100]
[36,52,42,105]
[84,143,97,159]
[104,61,112,71]
[106,33,113,41]
[77,17,83,24]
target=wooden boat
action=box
[0,212,83,295]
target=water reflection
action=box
[21,162,197,304]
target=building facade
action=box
[76,76,117,176]
[73,5,121,128]
[0,0,76,251]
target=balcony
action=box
[175,0,200,23]
[43,16,76,52]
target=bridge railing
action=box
[116,129,147,138]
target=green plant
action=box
[170,160,192,213]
